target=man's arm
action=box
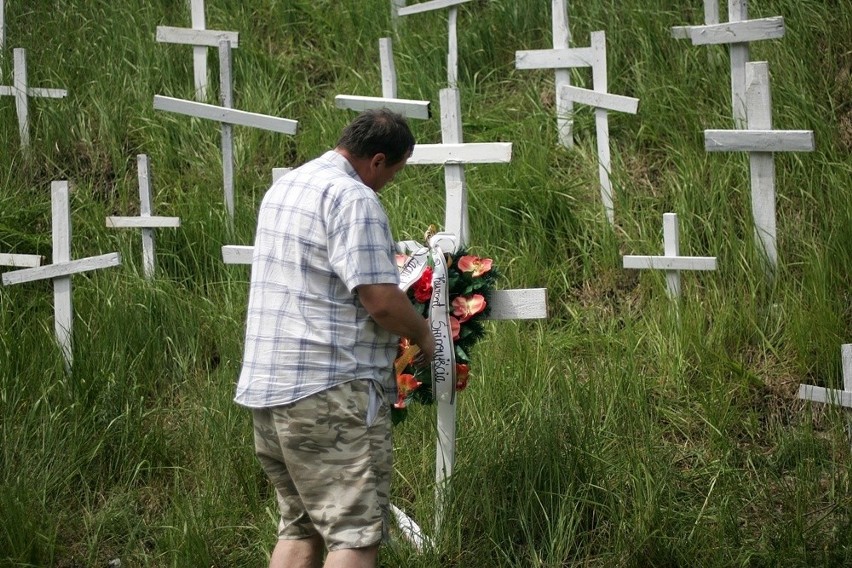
[356,283,436,360]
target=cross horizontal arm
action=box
[689,16,785,46]
[222,245,252,264]
[0,253,43,268]
[798,384,852,409]
[408,142,512,165]
[623,256,717,271]
[106,216,181,229]
[559,85,639,114]
[705,129,815,152]
[515,47,595,70]
[335,95,431,120]
[156,26,240,48]
[398,0,472,16]
[2,253,121,286]
[0,86,67,98]
[486,289,547,320]
[153,95,299,135]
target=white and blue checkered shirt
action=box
[235,151,400,408]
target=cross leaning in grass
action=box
[397,0,472,89]
[0,48,67,148]
[106,155,181,279]
[1,181,121,370]
[799,345,852,447]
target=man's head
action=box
[335,109,415,191]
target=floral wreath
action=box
[392,229,497,421]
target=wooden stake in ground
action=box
[155,0,239,101]
[514,0,574,148]
[0,0,6,82]
[2,181,121,369]
[153,39,298,220]
[555,31,639,226]
[0,48,67,148]
[398,0,472,88]
[704,62,814,270]
[799,345,852,446]
[106,155,180,279]
[623,213,717,299]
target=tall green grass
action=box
[1,0,851,565]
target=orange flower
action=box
[457,255,493,277]
[450,316,460,340]
[455,363,470,391]
[395,253,409,269]
[451,294,486,323]
[394,373,422,409]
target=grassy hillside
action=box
[1,0,851,566]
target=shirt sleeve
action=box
[327,195,399,292]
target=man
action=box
[235,109,435,568]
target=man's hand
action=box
[356,283,434,357]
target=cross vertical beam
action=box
[380,38,397,98]
[729,0,749,127]
[190,0,207,100]
[552,0,573,148]
[219,38,235,220]
[441,88,467,245]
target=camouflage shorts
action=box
[252,379,392,551]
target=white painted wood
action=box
[272,167,292,183]
[746,62,777,269]
[390,505,433,551]
[729,0,749,128]
[52,181,73,367]
[515,47,595,70]
[552,0,573,148]
[153,95,299,135]
[219,39,235,220]
[622,213,717,299]
[672,0,719,39]
[390,0,406,29]
[590,31,615,226]
[397,0,471,16]
[106,217,181,229]
[0,253,43,268]
[559,85,639,114]
[0,0,5,82]
[190,0,207,101]
[689,16,785,45]
[2,253,122,286]
[440,88,467,246]
[799,346,852,409]
[155,26,239,48]
[487,289,548,320]
[221,245,253,264]
[334,95,430,120]
[379,38,397,99]
[704,129,815,152]
[447,6,459,87]
[408,142,512,165]
[0,86,67,98]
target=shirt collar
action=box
[322,150,364,184]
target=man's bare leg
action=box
[269,535,324,568]
[324,544,379,568]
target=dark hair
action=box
[336,108,415,166]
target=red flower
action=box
[413,266,433,303]
[450,315,460,340]
[455,363,470,391]
[395,373,422,409]
[451,294,486,323]
[457,255,493,277]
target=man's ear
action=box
[370,153,387,169]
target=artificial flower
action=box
[395,373,422,409]
[450,315,460,340]
[455,363,470,391]
[452,294,486,323]
[413,266,433,303]
[457,255,493,277]
[395,253,410,269]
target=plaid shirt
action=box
[235,151,400,408]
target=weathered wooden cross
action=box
[335,38,431,120]
[155,0,239,101]
[514,0,575,148]
[672,0,785,127]
[398,0,472,89]
[623,213,717,299]
[0,252,42,269]
[106,154,181,279]
[154,39,298,220]
[0,48,67,148]
[1,181,121,369]
[704,61,814,270]
[799,345,852,447]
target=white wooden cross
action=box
[0,0,5,81]
[154,40,298,220]
[390,0,406,30]
[672,0,720,39]
[0,252,42,269]
[704,62,814,270]
[407,87,512,247]
[672,0,785,127]
[1,181,121,369]
[335,38,431,120]
[0,48,67,147]
[799,345,852,447]
[106,155,180,279]
[555,32,639,226]
[398,0,473,88]
[623,213,717,299]
[514,0,575,148]
[155,0,239,101]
